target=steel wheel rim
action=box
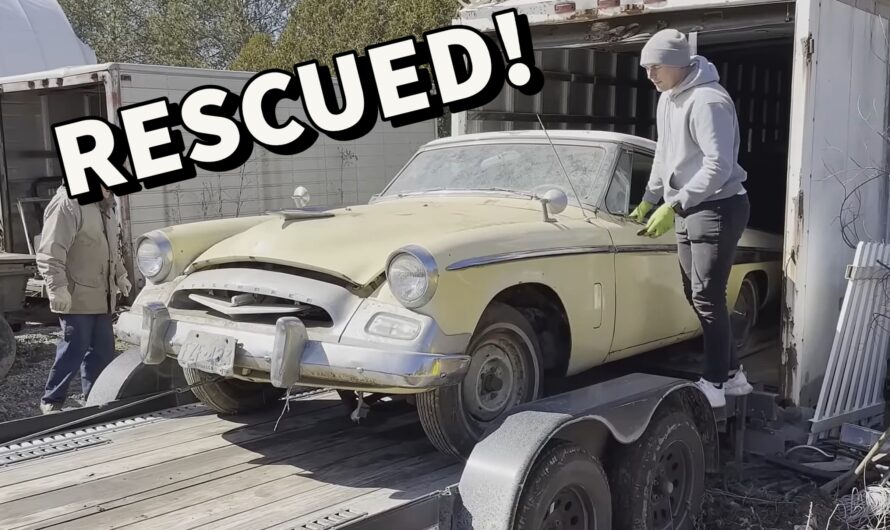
[649,439,694,529]
[463,340,520,422]
[541,485,592,530]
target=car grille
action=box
[168,288,333,327]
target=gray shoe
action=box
[39,402,63,415]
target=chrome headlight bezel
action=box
[385,245,439,309]
[135,231,174,284]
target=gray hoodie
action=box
[642,55,747,211]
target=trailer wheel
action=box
[417,302,543,458]
[608,409,705,530]
[0,316,15,380]
[731,276,758,354]
[183,368,285,414]
[515,441,611,530]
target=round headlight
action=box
[136,232,173,282]
[387,246,438,308]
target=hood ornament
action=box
[266,185,334,220]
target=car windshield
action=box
[380,142,611,206]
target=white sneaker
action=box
[694,378,726,408]
[725,367,754,396]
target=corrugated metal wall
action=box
[460,48,658,138]
[461,42,793,233]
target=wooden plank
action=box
[266,462,462,530]
[219,455,458,530]
[123,438,443,530]
[0,396,343,504]
[9,409,422,530]
[0,394,339,488]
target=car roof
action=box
[422,129,656,151]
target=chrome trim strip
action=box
[446,246,614,271]
[615,245,678,254]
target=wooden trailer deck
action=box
[0,390,462,530]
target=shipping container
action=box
[453,0,890,409]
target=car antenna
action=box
[535,114,594,221]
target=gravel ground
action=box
[0,323,79,421]
[0,321,129,422]
[697,466,842,529]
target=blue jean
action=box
[42,314,115,404]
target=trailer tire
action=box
[417,302,543,459]
[183,368,285,415]
[515,441,612,530]
[607,409,705,530]
[0,316,15,380]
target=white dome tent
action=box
[0,0,96,77]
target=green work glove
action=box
[628,200,654,223]
[644,203,675,238]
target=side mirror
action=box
[292,186,311,208]
[540,187,568,215]
[536,187,569,222]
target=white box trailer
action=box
[453,0,890,409]
[0,63,437,291]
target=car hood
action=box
[189,196,603,286]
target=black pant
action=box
[675,193,750,384]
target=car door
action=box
[602,147,699,360]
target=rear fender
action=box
[453,373,718,530]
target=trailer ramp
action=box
[0,390,462,530]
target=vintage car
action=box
[117,130,782,458]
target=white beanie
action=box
[640,29,692,67]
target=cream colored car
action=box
[118,130,782,458]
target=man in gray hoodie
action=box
[629,29,753,408]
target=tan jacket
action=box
[36,186,128,314]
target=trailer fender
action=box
[85,347,183,406]
[453,373,718,530]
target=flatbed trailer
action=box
[0,351,743,530]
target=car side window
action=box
[605,150,632,215]
[629,151,654,211]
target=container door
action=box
[783,0,890,406]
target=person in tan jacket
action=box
[35,184,131,413]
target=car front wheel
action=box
[183,367,285,415]
[417,301,543,459]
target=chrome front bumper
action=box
[130,302,471,393]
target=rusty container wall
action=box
[783,0,890,407]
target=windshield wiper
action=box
[471,187,536,199]
[397,187,449,197]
